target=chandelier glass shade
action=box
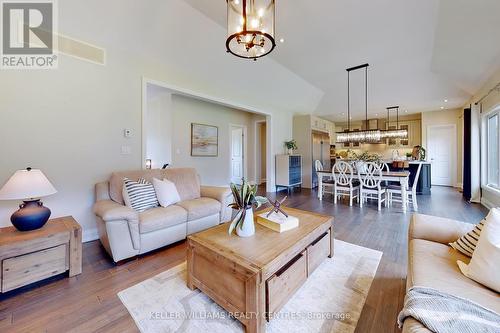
[337,130,382,143]
[226,0,276,60]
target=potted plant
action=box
[284,139,298,155]
[228,180,268,237]
[349,151,381,173]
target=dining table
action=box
[316,170,411,213]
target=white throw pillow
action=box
[152,178,181,207]
[457,208,500,293]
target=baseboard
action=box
[481,197,495,209]
[455,183,463,189]
[83,227,99,243]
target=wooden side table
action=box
[0,216,82,293]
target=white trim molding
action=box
[141,77,277,193]
[426,124,458,187]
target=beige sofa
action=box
[93,168,232,262]
[404,214,500,332]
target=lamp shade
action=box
[0,168,57,200]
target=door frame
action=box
[141,77,275,193]
[229,124,247,183]
[254,120,267,185]
[426,124,457,187]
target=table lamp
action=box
[0,168,57,231]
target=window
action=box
[486,112,499,189]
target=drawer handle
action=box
[275,253,303,277]
[311,232,328,246]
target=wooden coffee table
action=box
[187,207,334,333]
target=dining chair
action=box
[315,160,334,198]
[375,161,391,186]
[358,162,387,211]
[333,161,360,206]
[387,162,422,211]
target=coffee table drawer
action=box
[266,251,307,315]
[307,230,330,275]
[2,244,68,292]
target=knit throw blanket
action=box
[398,287,500,333]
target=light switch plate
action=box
[121,146,131,155]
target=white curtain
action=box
[470,103,481,203]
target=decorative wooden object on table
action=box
[187,207,334,333]
[0,216,82,293]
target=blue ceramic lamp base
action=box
[11,199,51,231]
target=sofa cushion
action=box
[110,169,164,204]
[163,168,201,201]
[139,205,187,234]
[176,197,221,221]
[408,239,500,314]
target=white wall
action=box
[0,0,321,241]
[170,94,262,186]
[145,85,173,168]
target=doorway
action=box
[256,121,267,185]
[230,125,245,184]
[427,124,456,186]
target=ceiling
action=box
[183,0,500,121]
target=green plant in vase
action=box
[284,139,298,155]
[228,180,268,237]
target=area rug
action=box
[118,240,382,333]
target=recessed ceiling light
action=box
[444,99,448,103]
[440,106,444,109]
[405,110,408,113]
[375,113,378,116]
[279,38,285,43]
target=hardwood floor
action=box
[0,186,487,333]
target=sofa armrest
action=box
[409,213,475,245]
[200,185,233,222]
[95,181,111,201]
[93,200,140,250]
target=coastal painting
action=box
[191,123,218,156]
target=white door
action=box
[427,125,455,186]
[231,126,244,184]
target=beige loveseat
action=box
[93,168,232,262]
[404,214,500,332]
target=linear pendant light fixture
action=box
[383,106,408,139]
[337,64,382,144]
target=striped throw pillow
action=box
[123,178,159,212]
[449,219,485,257]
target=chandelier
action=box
[382,106,408,139]
[226,0,276,60]
[336,64,382,144]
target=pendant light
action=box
[382,106,408,139]
[336,64,382,144]
[226,0,276,60]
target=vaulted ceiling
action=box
[183,0,500,121]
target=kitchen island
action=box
[388,160,431,195]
